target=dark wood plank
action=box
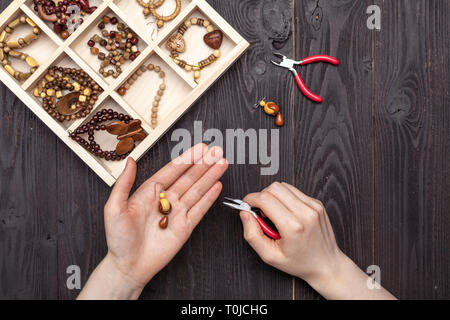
[293,0,374,299]
[139,0,295,300]
[0,0,59,298]
[373,0,450,299]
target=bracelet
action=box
[117,63,166,129]
[33,66,102,122]
[0,16,40,81]
[137,0,181,28]
[88,16,141,79]
[70,109,147,160]
[32,0,97,39]
[167,17,223,83]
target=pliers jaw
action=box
[271,53,300,74]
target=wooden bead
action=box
[118,87,126,96]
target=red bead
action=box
[88,39,95,47]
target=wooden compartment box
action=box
[0,0,249,186]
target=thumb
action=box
[107,158,137,212]
[240,211,277,263]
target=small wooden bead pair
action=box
[159,192,171,229]
[257,99,285,127]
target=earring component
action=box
[0,16,41,81]
[117,63,166,129]
[167,17,223,83]
[159,192,171,229]
[139,0,182,28]
[259,100,285,127]
[70,109,147,160]
[33,66,102,122]
[136,0,165,16]
[88,16,141,79]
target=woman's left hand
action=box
[78,144,228,300]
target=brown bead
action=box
[159,216,169,229]
[127,119,142,132]
[106,121,128,135]
[275,113,285,127]
[61,31,70,40]
[118,87,126,96]
[90,47,99,55]
[266,102,280,115]
[116,137,135,155]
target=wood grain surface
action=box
[0,0,448,300]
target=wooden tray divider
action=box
[105,44,157,96]
[192,0,244,44]
[64,46,109,89]
[59,0,112,48]
[66,89,111,133]
[19,4,62,46]
[153,46,197,88]
[21,45,64,90]
[110,91,153,133]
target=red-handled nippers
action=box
[271,53,339,103]
[223,197,281,240]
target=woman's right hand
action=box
[239,182,396,300]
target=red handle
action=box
[294,73,323,103]
[301,55,339,65]
[256,216,281,240]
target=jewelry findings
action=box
[33,66,102,122]
[258,99,285,127]
[117,63,166,129]
[0,16,40,81]
[167,17,223,83]
[70,109,147,160]
[88,16,141,79]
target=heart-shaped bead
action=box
[204,30,223,50]
[166,33,186,53]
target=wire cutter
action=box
[271,53,339,103]
[223,197,281,240]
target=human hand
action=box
[239,182,396,300]
[78,144,228,299]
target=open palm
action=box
[104,144,228,288]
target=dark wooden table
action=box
[0,0,448,300]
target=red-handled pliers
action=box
[271,53,339,103]
[223,197,281,240]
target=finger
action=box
[281,183,323,212]
[106,158,137,214]
[168,146,223,199]
[141,143,208,190]
[240,211,281,265]
[281,183,334,238]
[263,182,312,215]
[186,181,223,229]
[180,158,228,210]
[243,192,298,234]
